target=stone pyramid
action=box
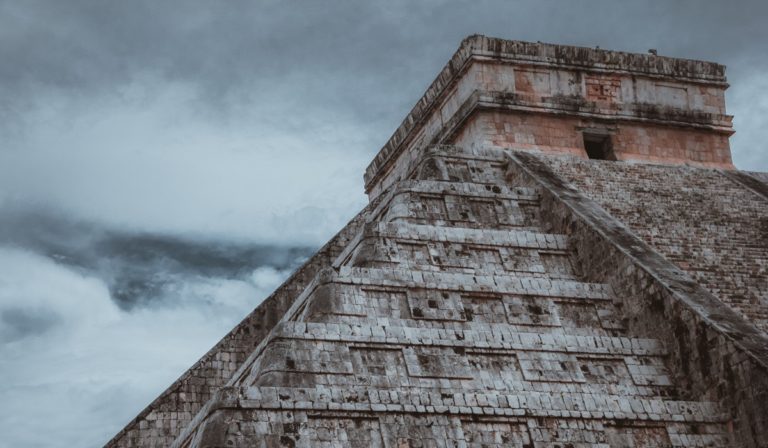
[108,36,768,448]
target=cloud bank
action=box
[0,225,311,446]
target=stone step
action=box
[235,386,728,425]
[183,405,731,448]
[273,321,663,357]
[386,179,540,200]
[377,223,567,249]
[297,272,624,333]
[373,179,542,230]
[249,369,674,401]
[400,144,511,187]
[330,267,613,301]
[240,324,673,398]
[337,223,578,278]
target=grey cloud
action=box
[3,0,765,167]
[0,205,313,309]
[0,307,61,342]
[0,206,309,446]
[4,1,767,91]
[0,243,296,446]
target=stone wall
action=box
[507,151,768,447]
[540,155,768,334]
[451,112,587,156]
[452,111,732,167]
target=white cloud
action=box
[0,248,291,447]
[0,75,370,246]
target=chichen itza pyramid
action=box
[108,36,768,447]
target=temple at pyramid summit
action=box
[107,36,768,447]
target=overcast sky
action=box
[1,1,767,446]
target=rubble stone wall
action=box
[540,155,768,333]
[507,151,768,447]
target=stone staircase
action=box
[175,146,732,447]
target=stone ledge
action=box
[387,179,540,201]
[271,322,665,356]
[470,36,726,83]
[377,222,568,249]
[228,386,728,424]
[474,91,734,131]
[171,386,729,447]
[333,266,613,300]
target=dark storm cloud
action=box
[2,1,767,100]
[0,205,313,309]
[0,1,429,127]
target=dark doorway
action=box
[582,133,616,160]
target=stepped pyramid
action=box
[108,36,768,447]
